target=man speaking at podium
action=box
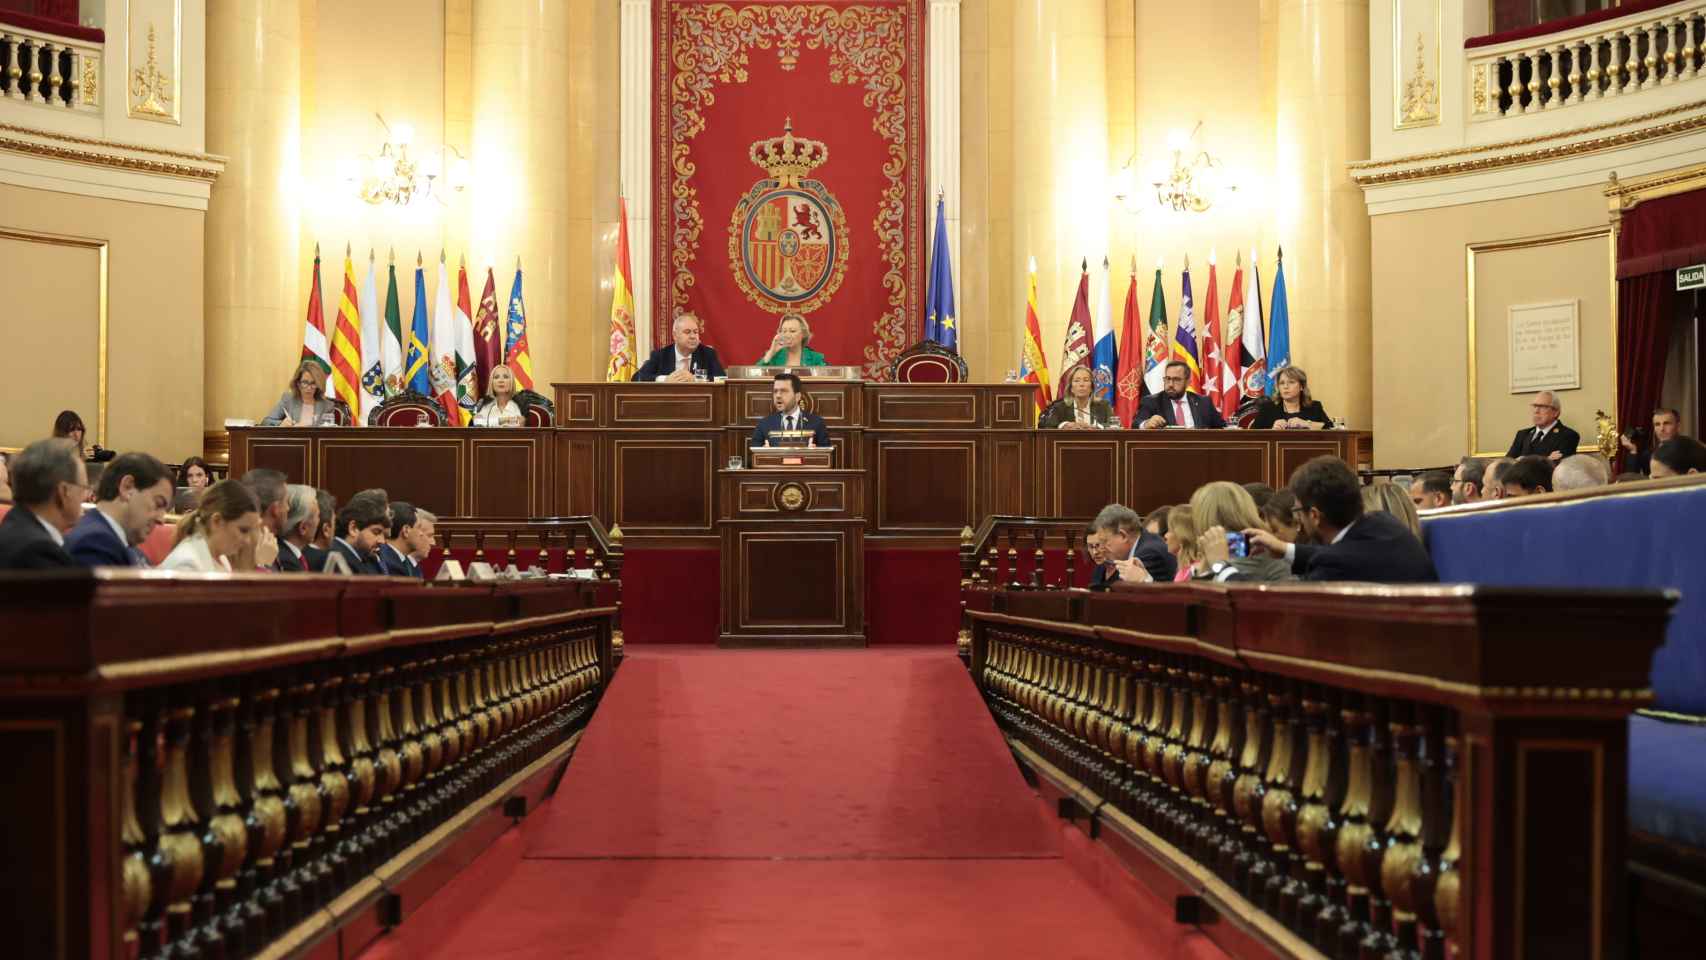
[752,373,829,447]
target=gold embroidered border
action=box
[660,2,921,379]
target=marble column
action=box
[1011,0,1108,375]
[1274,0,1372,426]
[470,0,571,387]
[204,0,303,431]
[928,0,962,354]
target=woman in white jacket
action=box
[160,480,261,573]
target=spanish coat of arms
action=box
[728,119,850,316]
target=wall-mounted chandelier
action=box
[341,114,469,206]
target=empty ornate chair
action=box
[329,398,355,426]
[891,340,969,383]
[368,391,445,427]
[517,389,556,427]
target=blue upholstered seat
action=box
[1422,480,1706,864]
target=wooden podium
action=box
[717,453,865,647]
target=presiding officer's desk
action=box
[226,384,1370,539]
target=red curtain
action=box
[1614,187,1706,466]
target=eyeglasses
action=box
[1162,375,1187,385]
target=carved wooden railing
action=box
[430,515,624,580]
[1468,1,1706,119]
[965,582,1672,960]
[959,515,1089,589]
[0,570,619,960]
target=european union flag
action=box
[406,261,433,398]
[924,195,957,351]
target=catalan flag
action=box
[505,261,534,391]
[330,245,363,412]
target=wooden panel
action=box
[870,391,979,426]
[1275,439,1347,487]
[563,391,597,424]
[993,391,1025,427]
[736,532,847,627]
[1123,441,1266,514]
[739,481,778,512]
[613,439,715,532]
[874,440,975,531]
[555,435,599,517]
[611,390,719,425]
[470,437,541,517]
[248,438,311,483]
[992,438,1028,516]
[807,481,847,513]
[320,437,463,515]
[1043,439,1119,517]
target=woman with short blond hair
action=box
[1190,480,1294,582]
[1164,505,1200,582]
[759,314,828,367]
[1362,480,1423,538]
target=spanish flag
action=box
[606,194,638,382]
[330,245,363,412]
[1019,256,1052,414]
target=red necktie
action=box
[300,553,309,571]
[1173,398,1186,425]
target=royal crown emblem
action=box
[729,119,849,315]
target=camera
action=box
[1226,531,1248,558]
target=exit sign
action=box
[1680,263,1706,291]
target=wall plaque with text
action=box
[1508,299,1580,394]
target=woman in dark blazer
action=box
[1038,366,1116,430]
[1250,365,1332,430]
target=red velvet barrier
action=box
[1468,0,1682,48]
[0,6,105,43]
[1614,187,1706,469]
[1616,187,1706,279]
[617,548,721,643]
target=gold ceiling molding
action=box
[0,121,221,163]
[0,125,224,182]
[1352,103,1706,187]
[1604,160,1706,213]
[1350,97,1706,170]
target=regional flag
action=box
[1113,258,1143,426]
[406,254,433,398]
[1171,258,1202,392]
[1090,256,1116,404]
[924,195,958,351]
[1019,256,1052,414]
[1056,259,1093,397]
[505,262,535,391]
[300,245,331,376]
[429,252,461,423]
[473,267,503,395]
[1240,249,1268,402]
[607,195,639,382]
[330,246,363,412]
[1201,254,1230,419]
[1224,253,1248,413]
[454,258,478,423]
[1141,265,1169,395]
[1266,247,1291,396]
[381,251,406,398]
[358,250,384,418]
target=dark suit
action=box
[276,539,311,573]
[320,538,384,575]
[65,510,144,568]
[1090,531,1177,587]
[379,544,422,578]
[750,409,830,449]
[1290,511,1438,584]
[1134,391,1226,429]
[1506,422,1580,460]
[1250,399,1332,430]
[0,506,76,570]
[634,344,726,382]
[303,544,329,572]
[1038,397,1117,430]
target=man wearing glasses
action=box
[1505,390,1580,463]
[1133,360,1227,429]
[0,438,89,569]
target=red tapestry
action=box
[654,0,926,379]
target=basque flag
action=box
[924,195,958,351]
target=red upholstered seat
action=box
[1238,408,1258,429]
[516,389,556,427]
[891,340,969,383]
[139,520,176,566]
[367,392,445,427]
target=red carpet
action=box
[358,648,1227,959]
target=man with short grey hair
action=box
[1552,453,1609,491]
[276,483,320,572]
[634,311,727,382]
[1088,503,1176,588]
[0,439,87,569]
[1506,390,1580,463]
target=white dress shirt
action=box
[32,511,65,547]
[655,349,701,381]
[473,399,521,427]
[160,534,231,573]
[1283,518,1355,564]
